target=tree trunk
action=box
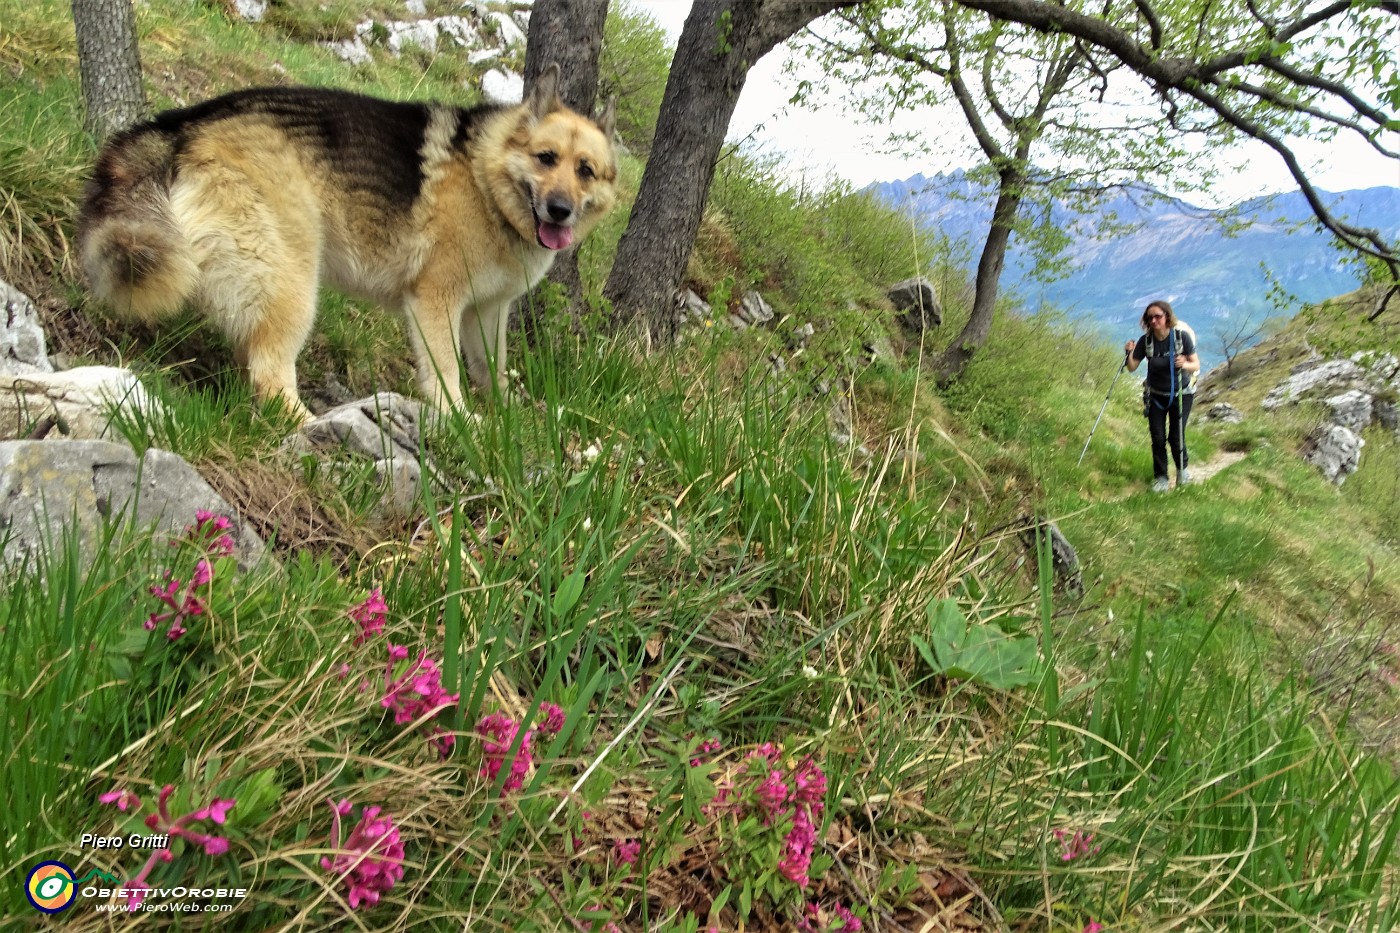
[519,0,611,334]
[603,0,854,345]
[933,168,1022,384]
[71,0,145,142]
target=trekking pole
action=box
[1077,353,1129,466]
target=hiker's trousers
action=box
[1148,392,1193,479]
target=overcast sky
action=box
[631,0,1400,207]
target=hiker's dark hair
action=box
[1142,300,1177,329]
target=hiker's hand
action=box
[1174,354,1187,369]
[1124,340,1134,355]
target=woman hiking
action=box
[1125,300,1200,492]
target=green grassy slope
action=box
[1,1,1397,930]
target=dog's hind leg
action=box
[233,279,318,423]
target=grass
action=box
[2,0,1398,927]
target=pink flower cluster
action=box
[1053,828,1100,862]
[98,784,234,907]
[1084,923,1105,932]
[701,744,829,886]
[144,512,234,640]
[798,900,863,932]
[477,702,567,795]
[382,644,460,759]
[350,589,388,645]
[345,588,460,759]
[321,798,405,910]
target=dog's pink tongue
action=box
[538,222,574,251]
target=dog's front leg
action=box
[460,300,511,399]
[404,292,467,410]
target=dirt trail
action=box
[1181,449,1247,487]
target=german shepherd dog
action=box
[78,65,618,420]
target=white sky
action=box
[632,0,1400,207]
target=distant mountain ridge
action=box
[870,171,1400,348]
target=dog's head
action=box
[498,64,618,251]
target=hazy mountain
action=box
[870,172,1400,350]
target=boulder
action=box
[0,366,161,441]
[1019,517,1082,598]
[1301,423,1364,486]
[729,291,775,330]
[281,392,433,518]
[2,280,53,375]
[1323,389,1374,432]
[887,277,942,333]
[674,289,712,328]
[1262,356,1366,410]
[0,440,265,569]
[482,68,524,104]
[1203,402,1244,424]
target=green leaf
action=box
[552,570,586,618]
[917,597,1041,689]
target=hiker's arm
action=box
[1124,340,1142,372]
[1176,352,1199,373]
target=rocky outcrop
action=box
[0,366,160,441]
[1,281,164,441]
[316,0,532,101]
[1257,350,1399,486]
[2,280,53,375]
[1203,402,1244,424]
[281,393,435,519]
[1301,424,1365,487]
[0,440,265,569]
[887,277,942,334]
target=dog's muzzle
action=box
[535,195,576,250]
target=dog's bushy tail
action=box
[78,127,198,322]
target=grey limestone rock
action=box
[281,392,434,518]
[0,440,265,569]
[1,280,53,376]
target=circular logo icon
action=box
[26,861,78,913]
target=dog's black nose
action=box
[545,196,573,223]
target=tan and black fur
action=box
[78,65,617,419]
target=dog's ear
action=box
[525,63,561,120]
[595,95,617,140]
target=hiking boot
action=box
[1152,477,1170,493]
[1178,469,1191,486]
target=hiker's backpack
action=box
[1145,322,1199,394]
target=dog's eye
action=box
[577,161,595,180]
[536,151,558,167]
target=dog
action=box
[78,65,617,420]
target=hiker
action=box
[1125,300,1199,492]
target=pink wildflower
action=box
[537,702,566,736]
[754,768,790,821]
[1053,828,1100,862]
[690,737,722,766]
[792,757,827,809]
[612,838,641,866]
[99,787,141,812]
[830,902,862,931]
[115,784,235,905]
[321,798,406,910]
[350,588,389,645]
[193,798,236,824]
[478,712,533,792]
[188,511,235,557]
[778,806,816,888]
[1084,923,1105,933]
[752,742,783,764]
[382,645,459,759]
